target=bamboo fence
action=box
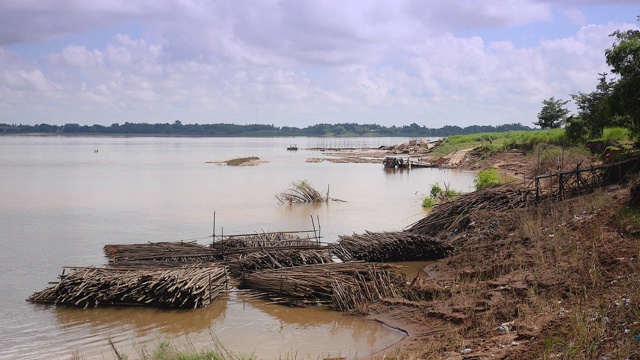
[28,265,228,309]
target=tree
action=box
[564,115,588,143]
[534,97,570,129]
[605,19,640,136]
[570,73,615,138]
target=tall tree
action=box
[535,97,570,129]
[571,73,615,138]
[605,18,640,135]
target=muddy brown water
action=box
[0,136,475,359]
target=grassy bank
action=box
[431,127,633,158]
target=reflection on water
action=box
[0,136,475,359]
[40,292,404,359]
[52,299,227,336]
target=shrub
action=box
[421,197,436,208]
[602,127,630,145]
[430,183,443,198]
[474,168,501,190]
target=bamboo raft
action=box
[27,265,228,309]
[330,231,452,262]
[104,241,221,265]
[406,184,534,237]
[239,262,404,312]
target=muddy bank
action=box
[368,179,639,359]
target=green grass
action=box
[431,129,567,157]
[602,127,632,145]
[474,168,501,190]
[108,338,255,360]
[421,197,436,208]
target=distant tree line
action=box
[0,120,531,137]
[535,16,640,143]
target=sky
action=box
[0,1,638,128]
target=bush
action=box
[474,168,501,190]
[430,183,443,198]
[421,197,436,208]
[602,127,630,144]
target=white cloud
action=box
[0,1,637,127]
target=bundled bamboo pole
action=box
[27,265,228,309]
[228,248,333,275]
[104,241,221,264]
[331,231,452,262]
[212,232,317,250]
[240,262,404,311]
[406,184,534,237]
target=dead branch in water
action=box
[276,180,326,204]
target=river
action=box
[0,135,476,359]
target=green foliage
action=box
[564,116,588,144]
[0,122,533,137]
[421,197,436,208]
[422,183,460,207]
[535,97,570,129]
[571,73,615,139]
[605,23,640,138]
[430,183,443,198]
[443,188,460,198]
[602,127,630,144]
[501,129,566,151]
[474,168,501,190]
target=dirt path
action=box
[440,148,475,167]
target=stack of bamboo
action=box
[213,233,317,250]
[406,184,534,237]
[240,262,403,311]
[228,249,333,274]
[104,241,221,265]
[330,231,452,262]
[27,265,228,309]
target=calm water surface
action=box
[0,136,476,359]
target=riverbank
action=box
[364,144,640,359]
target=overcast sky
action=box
[0,1,638,128]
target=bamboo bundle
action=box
[228,248,333,274]
[406,184,534,237]
[104,241,221,264]
[330,231,452,262]
[27,265,228,309]
[213,232,316,250]
[240,262,403,311]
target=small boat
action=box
[383,157,408,168]
[287,145,298,151]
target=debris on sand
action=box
[207,156,268,166]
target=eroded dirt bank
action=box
[365,159,639,359]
